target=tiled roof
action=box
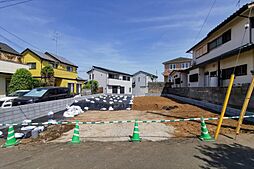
[133,71,158,78]
[0,42,20,56]
[22,48,57,62]
[88,66,132,76]
[162,57,192,64]
[45,52,77,67]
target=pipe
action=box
[214,74,235,140]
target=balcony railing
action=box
[0,60,29,74]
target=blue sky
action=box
[0,0,250,80]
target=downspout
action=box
[249,17,252,44]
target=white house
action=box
[87,66,133,94]
[0,42,29,98]
[187,2,254,87]
[132,71,158,96]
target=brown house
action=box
[162,57,192,82]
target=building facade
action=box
[0,42,29,97]
[162,57,192,82]
[22,48,85,94]
[87,66,132,94]
[187,2,254,87]
[132,71,158,96]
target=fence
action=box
[0,94,101,129]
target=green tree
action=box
[8,68,34,93]
[41,65,55,86]
[84,80,99,94]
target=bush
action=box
[84,80,99,94]
[8,68,34,93]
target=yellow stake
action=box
[214,74,235,140]
[235,73,254,135]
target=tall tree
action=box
[41,65,55,86]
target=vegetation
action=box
[41,65,55,86]
[8,68,37,93]
[84,80,99,94]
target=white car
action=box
[0,90,30,108]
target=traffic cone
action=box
[199,118,214,141]
[2,125,19,148]
[69,121,81,144]
[130,119,141,142]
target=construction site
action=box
[0,95,254,169]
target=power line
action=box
[0,0,33,9]
[0,25,42,51]
[193,0,217,45]
[0,33,23,50]
[0,0,20,4]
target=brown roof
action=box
[162,57,192,64]
[0,42,21,56]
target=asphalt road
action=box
[0,134,254,169]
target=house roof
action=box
[133,71,158,78]
[87,66,132,76]
[77,76,87,81]
[162,57,192,64]
[186,2,254,53]
[187,43,254,71]
[45,52,78,67]
[0,42,21,56]
[22,48,57,62]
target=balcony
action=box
[54,68,77,79]
[108,78,131,86]
[0,60,29,74]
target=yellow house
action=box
[21,48,85,94]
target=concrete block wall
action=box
[0,94,101,128]
[162,94,254,123]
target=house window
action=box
[129,87,131,93]
[67,66,73,72]
[222,64,247,80]
[185,63,190,68]
[208,29,231,52]
[89,74,91,80]
[210,71,217,77]
[138,77,140,82]
[28,62,36,69]
[127,76,130,81]
[170,64,173,69]
[181,63,185,68]
[92,74,94,79]
[123,76,127,80]
[173,64,176,69]
[189,73,198,82]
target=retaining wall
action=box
[161,84,254,111]
[162,94,254,123]
[148,82,170,94]
[0,94,101,129]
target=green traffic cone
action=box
[2,125,19,148]
[199,118,214,141]
[130,119,141,142]
[69,121,81,144]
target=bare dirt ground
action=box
[133,96,254,138]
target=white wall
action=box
[194,18,250,65]
[0,60,29,74]
[88,69,108,94]
[132,72,156,96]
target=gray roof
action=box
[22,48,57,62]
[162,57,192,64]
[133,71,158,78]
[88,66,132,76]
[45,52,77,67]
[0,42,21,56]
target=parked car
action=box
[12,87,71,106]
[0,90,30,108]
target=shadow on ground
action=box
[195,143,254,169]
